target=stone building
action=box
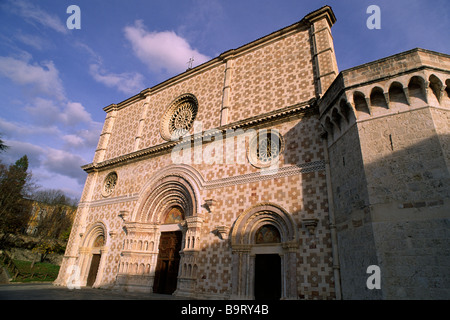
[26,200,76,237]
[55,6,450,299]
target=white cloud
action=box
[0,52,101,197]
[0,139,88,193]
[23,97,61,126]
[75,41,144,95]
[0,139,46,169]
[22,98,98,129]
[89,63,144,95]
[124,20,211,74]
[77,125,103,147]
[74,42,102,65]
[62,124,103,150]
[0,51,101,153]
[7,0,67,34]
[15,32,49,51]
[61,102,94,127]
[62,134,84,148]
[0,56,65,100]
[0,113,100,165]
[0,116,59,138]
[42,148,87,184]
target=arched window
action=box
[323,116,334,140]
[331,108,343,131]
[429,74,443,103]
[388,81,408,105]
[408,76,427,103]
[339,99,353,123]
[353,91,370,117]
[370,86,388,111]
[445,79,450,99]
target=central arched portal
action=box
[118,169,204,296]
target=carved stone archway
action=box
[230,203,299,299]
[78,222,108,288]
[116,166,204,296]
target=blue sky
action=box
[0,0,449,200]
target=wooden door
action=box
[153,231,182,294]
[86,254,101,287]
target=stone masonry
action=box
[319,48,450,299]
[55,6,450,300]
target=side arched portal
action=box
[230,203,298,300]
[79,222,107,288]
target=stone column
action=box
[220,58,234,126]
[175,216,203,297]
[283,241,299,299]
[304,6,338,96]
[93,104,117,164]
[230,245,251,299]
[134,93,151,151]
[78,247,91,286]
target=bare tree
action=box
[31,188,77,249]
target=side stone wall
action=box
[320,48,450,299]
[359,107,450,299]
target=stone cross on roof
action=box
[186,57,194,70]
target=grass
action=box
[3,259,60,283]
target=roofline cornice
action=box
[102,6,336,113]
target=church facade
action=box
[55,6,450,299]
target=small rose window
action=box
[102,172,117,197]
[248,130,284,168]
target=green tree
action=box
[32,241,57,263]
[0,155,33,242]
[0,133,8,153]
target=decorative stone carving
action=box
[201,199,214,213]
[118,210,129,222]
[108,231,117,238]
[212,226,230,240]
[302,218,318,235]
